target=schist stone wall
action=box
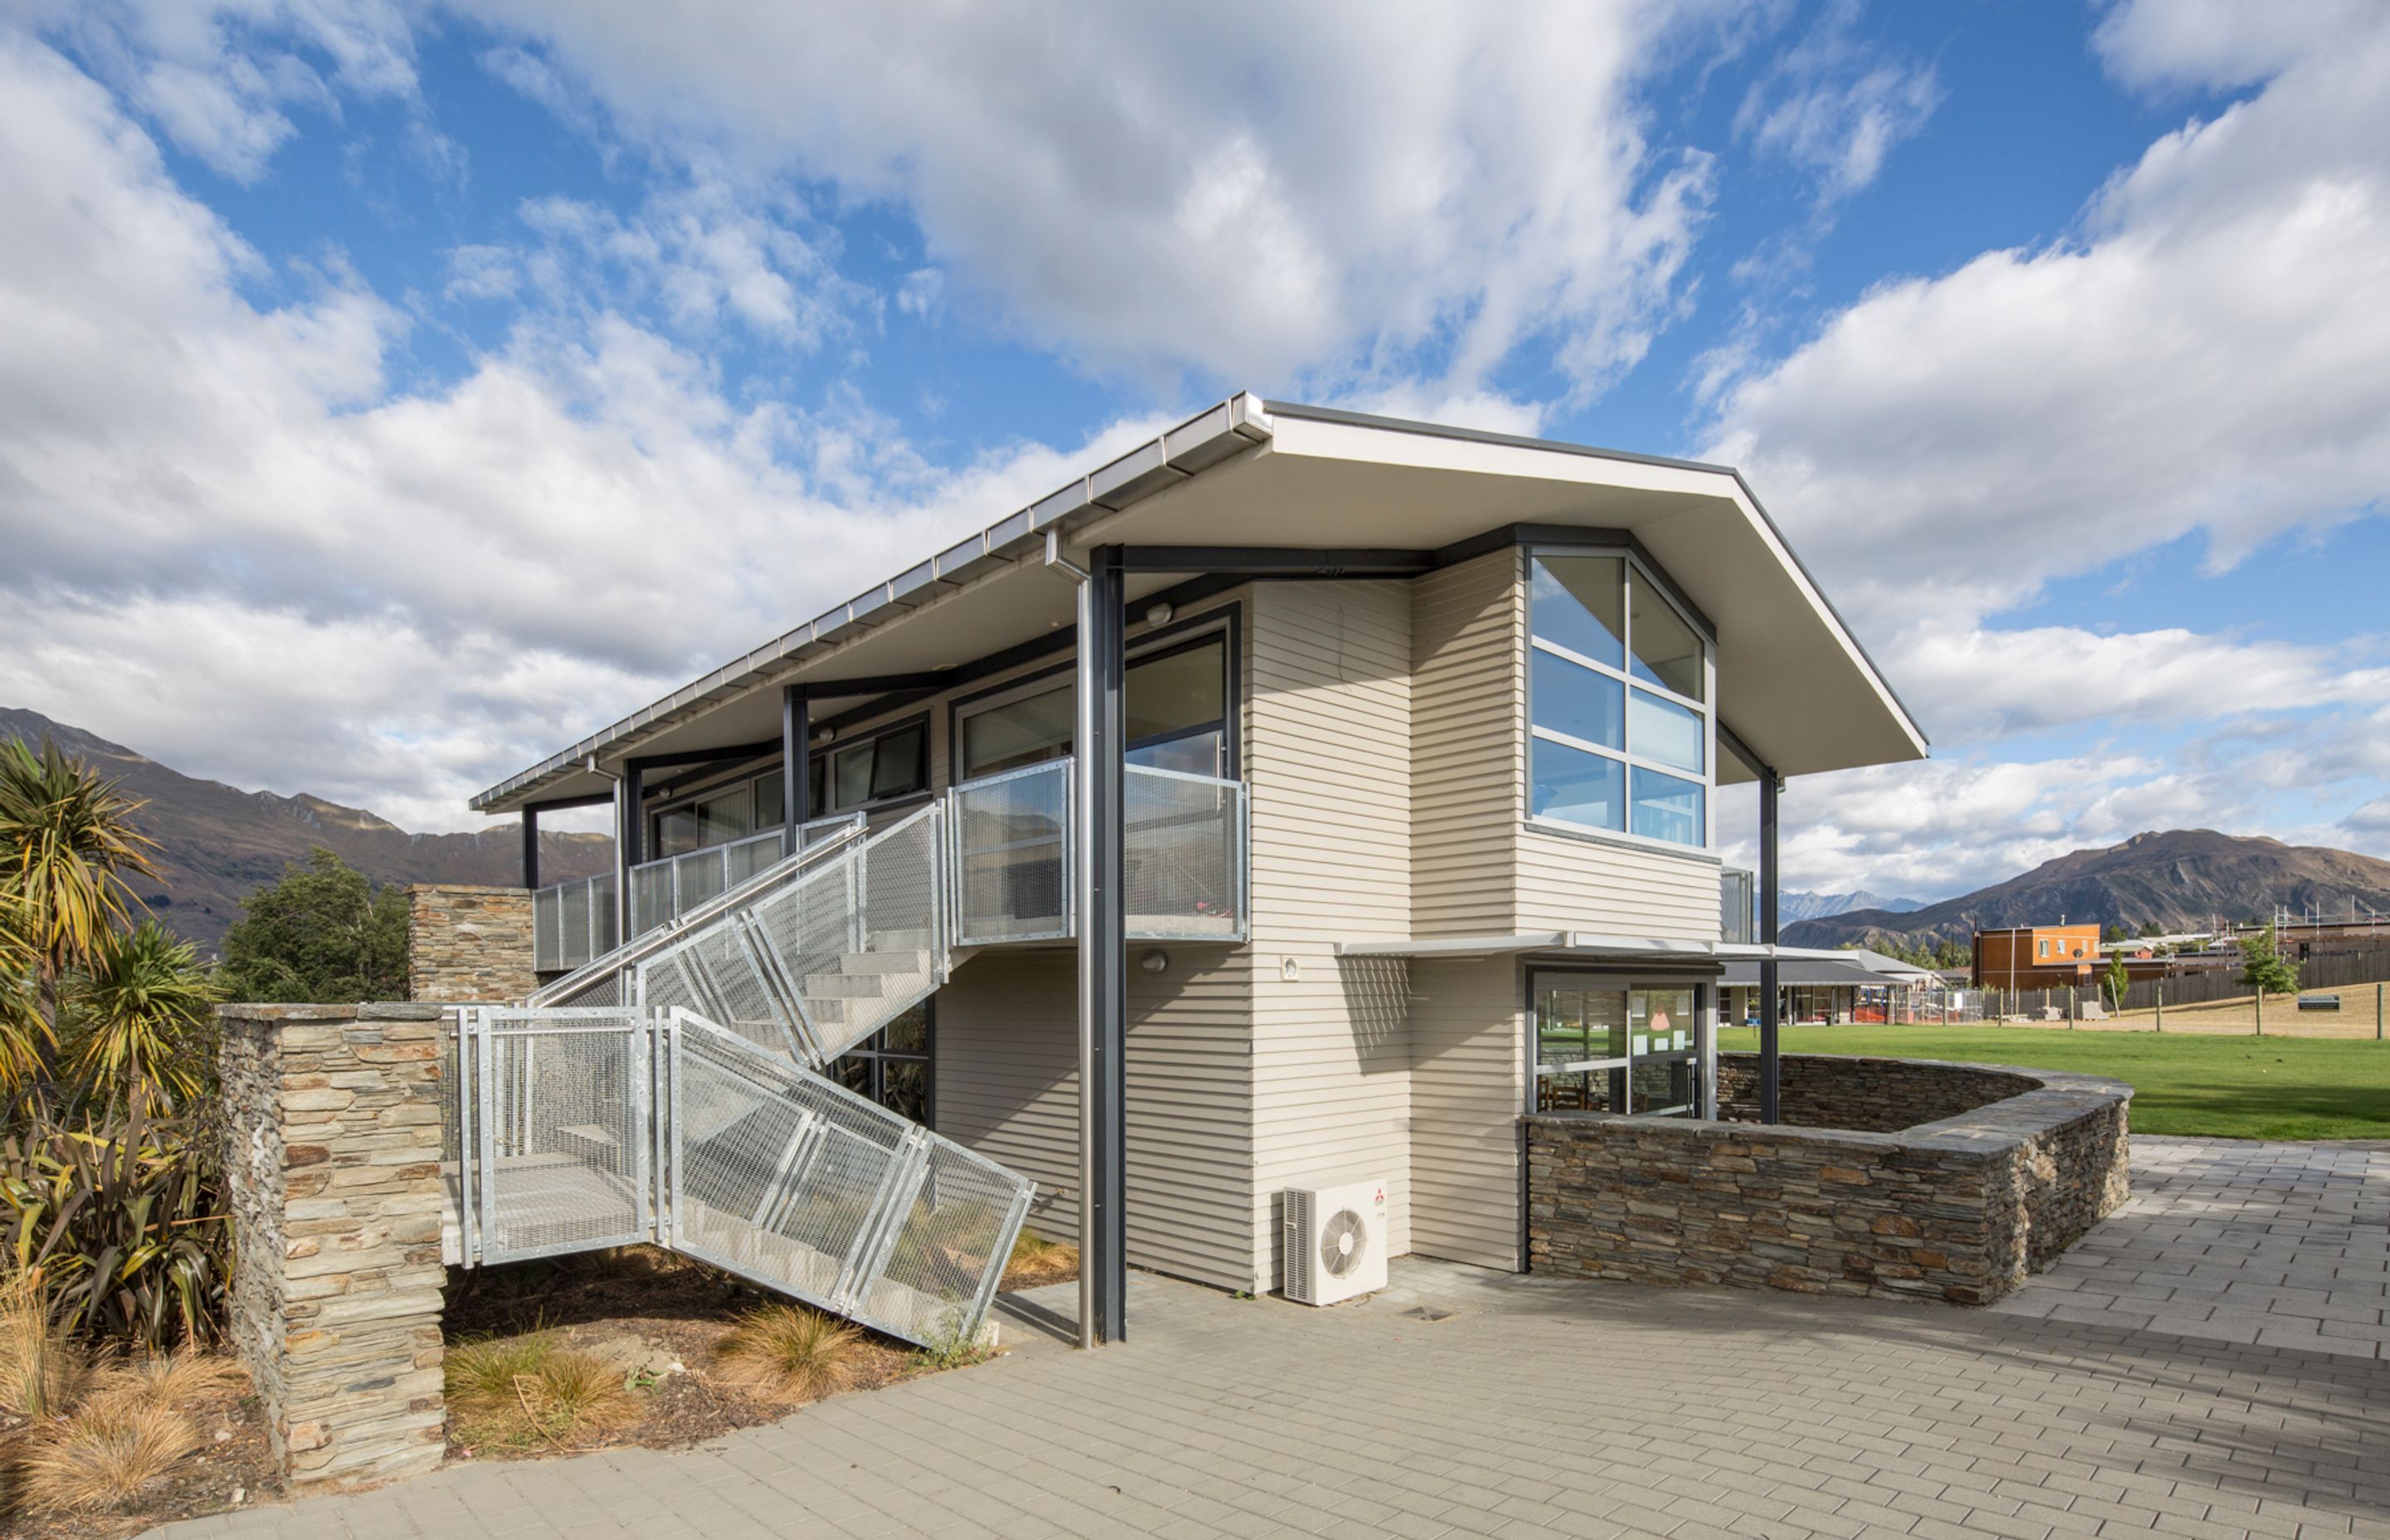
[406,884,535,1003]
[1527,1054,2131,1304]
[220,1003,449,1493]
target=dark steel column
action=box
[520,807,540,890]
[782,687,809,850]
[617,764,645,947]
[1758,771,1782,1124]
[1085,546,1128,1343]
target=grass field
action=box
[1716,1023,2390,1141]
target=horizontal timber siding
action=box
[1411,550,1523,936]
[1407,953,1525,1271]
[1514,831,1724,941]
[1246,582,1414,1291]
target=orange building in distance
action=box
[1972,924,2103,989]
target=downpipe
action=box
[1046,531,1098,1352]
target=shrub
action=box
[0,1270,85,1419]
[12,1398,202,1517]
[445,1331,633,1452]
[0,1101,227,1352]
[715,1304,860,1401]
[217,848,408,1004]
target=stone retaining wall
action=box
[406,884,534,1003]
[1527,1055,2130,1304]
[220,1004,448,1493]
[1716,1052,2036,1133]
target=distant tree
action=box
[219,849,408,1003]
[2104,924,2129,943]
[2138,920,2165,938]
[2236,922,2300,996]
[2104,950,2130,1015]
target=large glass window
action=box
[958,628,1232,782]
[832,1003,931,1124]
[1533,976,1705,1117]
[1528,553,1711,848]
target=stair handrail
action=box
[527,814,870,1006]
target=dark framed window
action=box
[1529,972,1705,1118]
[1527,551,1713,850]
[805,718,929,819]
[831,1001,932,1125]
[951,610,1239,784]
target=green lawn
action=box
[1714,1025,2390,1140]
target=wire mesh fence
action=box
[449,1005,1031,1348]
[533,873,619,972]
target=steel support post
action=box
[1076,545,1128,1345]
[1758,771,1783,1124]
[783,688,809,850]
[520,807,540,890]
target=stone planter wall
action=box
[1715,1052,2036,1133]
[220,1004,448,1493]
[406,884,535,1003]
[1527,1055,2130,1304]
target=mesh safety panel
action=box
[631,862,676,939]
[671,1024,915,1308]
[533,886,563,972]
[853,1135,1032,1346]
[547,969,625,1008]
[1123,766,1246,940]
[560,881,593,971]
[592,874,619,957]
[726,831,786,886]
[476,1011,650,1262]
[951,763,1069,945]
[676,847,729,913]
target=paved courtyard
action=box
[157,1137,2390,1540]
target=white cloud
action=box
[453,1,1721,401]
[1733,0,1939,204]
[0,33,1168,828]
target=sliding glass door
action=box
[1531,972,1706,1117]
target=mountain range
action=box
[0,709,613,954]
[1783,829,2390,951]
[1779,889,1924,923]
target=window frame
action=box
[1523,545,1717,854]
[947,606,1241,785]
[806,713,931,821]
[1524,967,1711,1119]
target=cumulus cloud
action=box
[1733,0,1939,205]
[0,33,1166,827]
[452,0,1720,402]
[1704,0,2390,631]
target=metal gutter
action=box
[470,393,1274,812]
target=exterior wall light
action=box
[1141,949,1168,974]
[1144,602,1174,628]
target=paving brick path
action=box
[1988,1138,2390,1360]
[157,1138,2390,1540]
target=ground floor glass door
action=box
[1533,974,1705,1117]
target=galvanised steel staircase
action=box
[447,761,1246,1348]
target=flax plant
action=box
[0,738,161,1089]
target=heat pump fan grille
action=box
[1319,1209,1368,1279]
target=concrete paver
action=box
[156,1137,2390,1539]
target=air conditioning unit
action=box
[1282,1176,1389,1305]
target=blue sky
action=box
[1,0,2385,902]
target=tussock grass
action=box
[1004,1228,1077,1283]
[444,1332,633,1452]
[88,1351,249,1417]
[0,1272,85,1421]
[715,1304,860,1402]
[12,1399,202,1517]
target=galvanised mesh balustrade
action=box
[453,1006,1031,1348]
[476,762,1249,1346]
